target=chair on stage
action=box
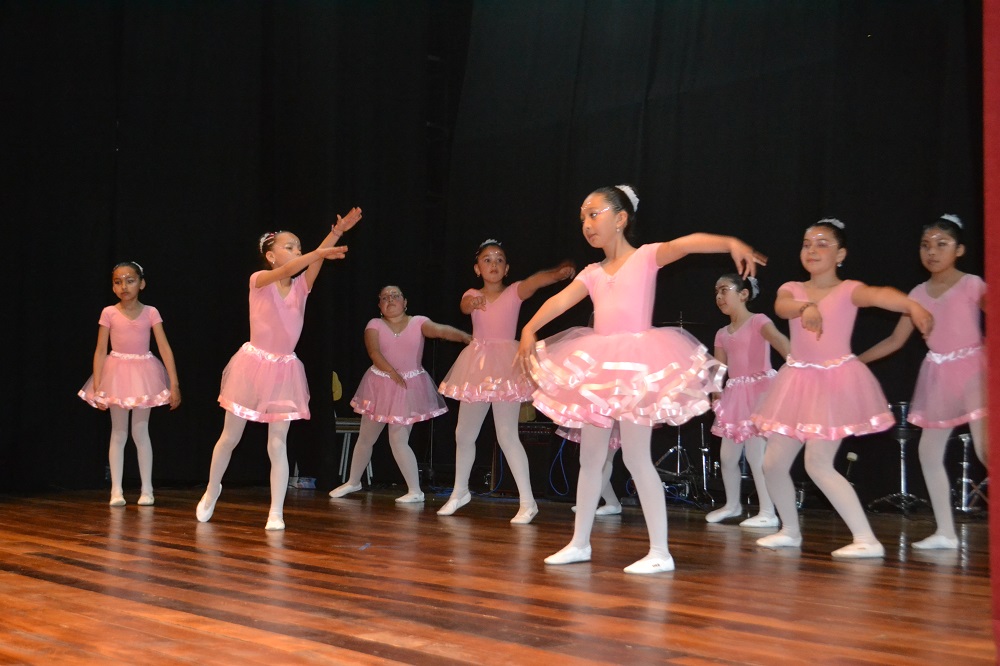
[332,371,372,485]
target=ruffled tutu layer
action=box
[909,346,986,429]
[528,326,724,428]
[752,356,892,441]
[439,339,535,402]
[218,342,310,422]
[556,424,622,451]
[78,352,171,409]
[711,371,776,444]
[352,367,447,425]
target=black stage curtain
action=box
[2,1,982,495]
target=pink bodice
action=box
[576,243,661,334]
[714,313,774,378]
[367,316,430,373]
[100,305,162,355]
[909,274,985,353]
[783,280,860,363]
[467,281,523,340]
[247,271,310,355]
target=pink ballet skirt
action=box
[529,326,724,428]
[78,351,171,409]
[352,367,448,425]
[908,345,986,429]
[218,342,310,422]
[753,355,893,441]
[711,370,776,443]
[439,339,535,402]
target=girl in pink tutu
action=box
[858,214,986,550]
[706,273,789,527]
[79,261,181,506]
[197,209,361,531]
[437,240,574,523]
[752,218,933,558]
[517,184,763,574]
[329,285,472,504]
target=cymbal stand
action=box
[868,425,929,514]
[957,433,988,513]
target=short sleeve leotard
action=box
[351,315,448,425]
[78,305,171,409]
[218,271,311,422]
[439,281,535,402]
[710,313,778,443]
[906,274,986,429]
[752,280,893,441]
[528,243,724,428]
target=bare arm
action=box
[91,325,110,409]
[655,233,764,277]
[460,291,486,315]
[421,319,473,344]
[774,286,824,341]
[516,280,590,368]
[760,321,791,359]
[711,344,728,402]
[363,326,406,387]
[856,315,915,364]
[516,260,576,300]
[853,285,933,337]
[254,245,348,289]
[303,207,362,290]
[152,322,181,409]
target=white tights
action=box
[108,406,153,496]
[717,436,773,515]
[448,401,534,506]
[762,433,877,544]
[567,422,668,558]
[204,411,291,516]
[344,416,421,495]
[918,419,987,539]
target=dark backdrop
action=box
[2,1,983,503]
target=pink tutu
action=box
[352,367,447,425]
[529,326,724,428]
[439,339,535,402]
[752,355,893,441]
[78,351,171,409]
[908,345,986,429]
[711,370,776,443]
[218,342,310,422]
[556,423,622,451]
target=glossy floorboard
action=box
[0,488,992,665]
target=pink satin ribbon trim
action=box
[786,354,856,369]
[79,388,171,410]
[755,412,895,442]
[109,350,155,361]
[239,342,298,364]
[908,408,987,430]
[219,398,309,422]
[925,345,984,364]
[371,367,426,379]
[725,369,777,388]
[351,401,448,425]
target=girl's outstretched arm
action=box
[761,321,791,359]
[655,233,765,277]
[152,322,181,409]
[304,207,362,289]
[460,291,487,315]
[516,260,576,300]
[775,287,824,339]
[857,315,915,364]
[853,285,934,337]
[255,245,348,289]
[516,280,589,369]
[91,325,110,410]
[421,320,473,345]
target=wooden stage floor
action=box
[0,487,993,665]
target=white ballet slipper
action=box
[705,505,742,523]
[109,493,126,507]
[544,544,592,565]
[395,491,425,504]
[739,513,779,528]
[571,503,622,516]
[912,534,959,550]
[137,493,155,506]
[196,487,220,523]
[328,482,362,498]
[831,540,885,559]
[437,491,471,516]
[510,503,538,525]
[264,513,285,531]
[756,532,802,549]
[623,554,675,575]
